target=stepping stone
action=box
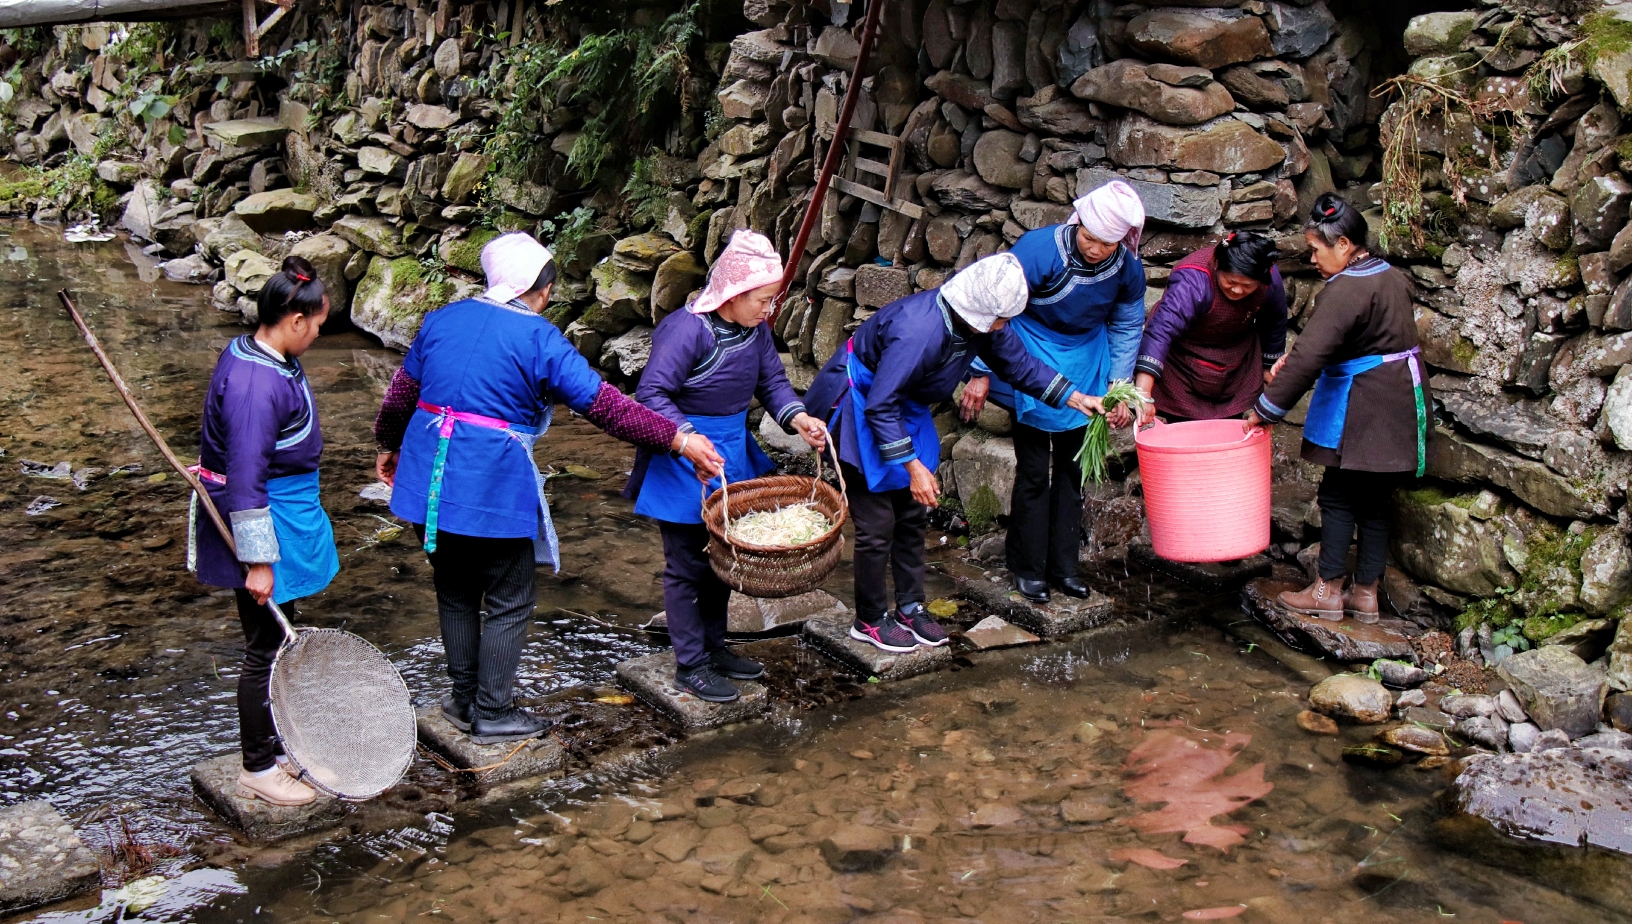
[189,753,347,843]
[1241,578,1418,663]
[801,613,954,681]
[414,707,569,785]
[0,801,100,915]
[961,615,1042,650]
[644,590,848,639]
[1129,542,1272,590]
[615,651,769,730]
[959,579,1115,638]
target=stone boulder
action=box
[952,431,1016,521]
[440,153,490,204]
[1308,674,1393,724]
[405,104,459,130]
[600,326,654,378]
[288,233,357,324]
[224,249,278,295]
[932,171,1016,211]
[332,215,406,257]
[651,251,705,319]
[0,801,101,915]
[203,118,287,150]
[233,189,318,234]
[159,254,213,284]
[812,299,854,366]
[1451,747,1632,854]
[1264,1,1336,59]
[1390,487,1518,595]
[591,262,654,323]
[1125,9,1273,70]
[116,179,162,242]
[611,233,682,273]
[1106,114,1285,175]
[1403,11,1479,56]
[1573,175,1632,250]
[352,256,479,352]
[1217,66,1289,109]
[1077,167,1222,228]
[972,130,1034,189]
[1580,530,1632,615]
[819,824,897,872]
[1497,647,1609,740]
[855,265,911,309]
[1610,619,1632,693]
[1015,85,1098,137]
[1071,60,1235,126]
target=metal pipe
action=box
[771,0,885,321]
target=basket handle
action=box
[809,422,847,506]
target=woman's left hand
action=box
[1264,355,1288,385]
[1106,405,1133,428]
[1243,410,1270,432]
[792,413,827,450]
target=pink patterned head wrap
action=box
[689,230,785,315]
[1069,179,1146,250]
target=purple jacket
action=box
[1136,264,1288,379]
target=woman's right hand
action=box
[959,376,990,422]
[376,451,399,487]
[905,459,940,508]
[245,563,275,605]
[676,432,725,481]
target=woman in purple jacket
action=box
[627,231,827,704]
[1133,231,1287,423]
[190,256,338,808]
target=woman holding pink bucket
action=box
[1245,193,1430,624]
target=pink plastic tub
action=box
[1134,419,1272,562]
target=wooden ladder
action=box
[829,129,925,220]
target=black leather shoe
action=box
[1054,577,1091,598]
[1015,577,1051,603]
[441,693,472,732]
[469,705,552,745]
[675,664,741,703]
[709,647,765,680]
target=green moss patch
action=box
[965,485,1002,535]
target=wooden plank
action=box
[853,157,892,178]
[255,5,288,38]
[830,177,926,220]
[850,129,900,148]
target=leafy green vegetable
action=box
[1073,381,1148,486]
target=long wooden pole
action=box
[58,289,296,636]
[771,0,886,321]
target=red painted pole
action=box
[770,0,886,322]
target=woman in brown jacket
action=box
[1245,193,1429,623]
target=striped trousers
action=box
[422,529,537,718]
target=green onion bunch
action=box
[1073,380,1149,486]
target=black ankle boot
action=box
[469,704,551,745]
[1054,576,1090,598]
[1015,577,1050,603]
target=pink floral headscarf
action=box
[689,230,784,315]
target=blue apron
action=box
[264,470,340,604]
[418,402,561,569]
[634,410,774,524]
[833,341,940,493]
[1304,346,1426,476]
[988,313,1106,432]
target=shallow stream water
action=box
[2,223,1626,923]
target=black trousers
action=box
[843,461,927,621]
[1005,421,1087,584]
[1316,467,1403,585]
[422,529,538,718]
[660,521,731,669]
[235,589,286,773]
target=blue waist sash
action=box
[265,470,340,604]
[1304,346,1426,476]
[835,340,939,493]
[987,313,1103,432]
[633,410,773,524]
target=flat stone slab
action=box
[202,117,288,149]
[645,590,848,638]
[959,579,1116,638]
[1130,543,1271,590]
[1451,747,1632,853]
[0,801,100,915]
[615,651,769,730]
[189,754,347,843]
[802,613,954,681]
[961,615,1042,650]
[1242,578,1418,662]
[415,707,569,785]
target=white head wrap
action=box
[939,253,1030,333]
[1068,179,1146,250]
[480,232,555,304]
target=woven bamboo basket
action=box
[702,441,848,598]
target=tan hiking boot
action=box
[1347,580,1380,624]
[1279,576,1346,622]
[237,766,317,806]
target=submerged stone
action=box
[1451,747,1632,853]
[802,612,954,681]
[0,802,100,914]
[818,824,896,871]
[414,706,568,786]
[959,578,1115,638]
